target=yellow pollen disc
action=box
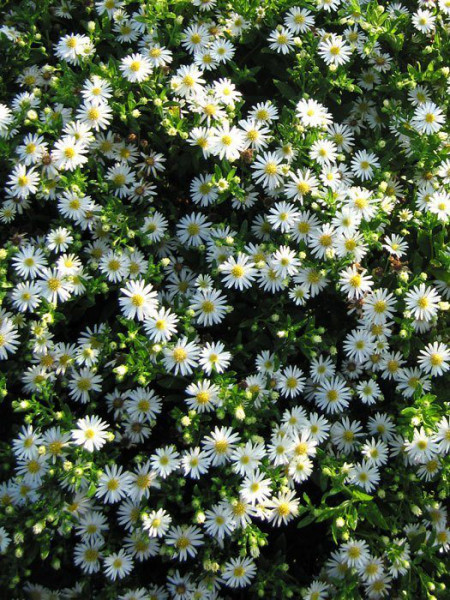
[327,389,338,402]
[131,294,145,307]
[48,277,61,291]
[196,391,210,404]
[187,223,200,236]
[295,442,308,456]
[84,428,95,440]
[136,474,151,488]
[173,348,187,362]
[286,377,298,389]
[297,182,310,195]
[107,478,119,491]
[108,259,120,271]
[430,354,443,367]
[348,546,361,559]
[264,163,278,175]
[349,274,362,287]
[84,548,99,561]
[113,174,126,186]
[183,75,195,86]
[88,107,100,120]
[77,378,92,391]
[176,535,190,549]
[27,460,40,474]
[231,265,245,278]
[214,440,228,453]
[277,502,290,516]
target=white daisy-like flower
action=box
[119,279,158,321]
[103,550,134,580]
[351,150,380,181]
[339,265,373,299]
[209,122,245,161]
[71,415,110,452]
[119,53,152,82]
[165,524,204,561]
[418,342,450,376]
[268,26,295,54]
[6,164,39,198]
[219,253,257,290]
[222,556,257,588]
[144,307,178,342]
[96,464,132,504]
[318,34,352,66]
[143,508,172,538]
[163,337,200,376]
[412,9,436,33]
[411,102,445,135]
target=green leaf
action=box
[273,79,297,100]
[410,529,427,552]
[350,489,373,502]
[296,513,316,529]
[363,503,389,530]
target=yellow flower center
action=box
[48,277,61,292]
[187,223,200,236]
[77,377,92,392]
[150,48,162,58]
[417,297,429,309]
[84,548,99,562]
[88,107,100,120]
[349,274,362,288]
[183,75,195,87]
[231,265,245,278]
[277,502,291,516]
[173,347,188,363]
[131,294,145,307]
[430,353,443,367]
[348,546,361,559]
[196,391,210,405]
[175,535,190,550]
[264,162,278,175]
[136,474,151,489]
[27,460,40,474]
[107,478,119,491]
[233,566,245,577]
[214,440,228,454]
[297,182,310,195]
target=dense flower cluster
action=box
[0,0,449,598]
